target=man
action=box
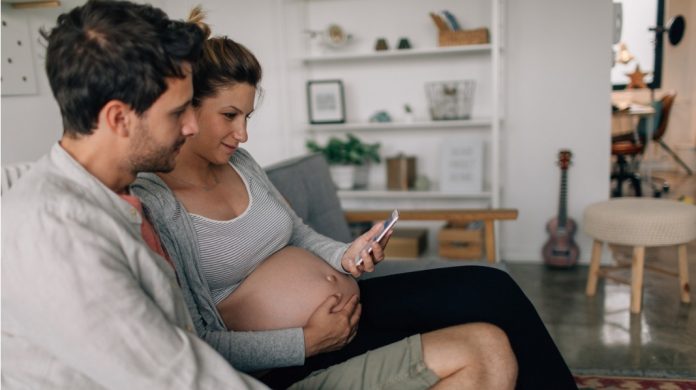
[1,1,264,388]
[2,1,516,389]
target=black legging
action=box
[260,266,577,389]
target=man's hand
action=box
[341,222,392,277]
[303,294,361,357]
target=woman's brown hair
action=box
[188,6,262,106]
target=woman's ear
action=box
[99,100,133,137]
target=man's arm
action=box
[3,212,267,390]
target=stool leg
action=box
[631,246,645,314]
[678,244,690,303]
[586,240,603,296]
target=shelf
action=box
[337,189,492,200]
[308,118,492,132]
[302,44,491,64]
[283,0,503,259]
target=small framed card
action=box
[307,80,346,124]
[440,138,484,194]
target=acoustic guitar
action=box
[543,150,580,268]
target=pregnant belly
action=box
[217,246,359,331]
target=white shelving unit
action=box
[280,0,504,213]
[308,118,492,133]
[302,44,492,63]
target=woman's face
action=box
[190,82,256,165]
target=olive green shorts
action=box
[288,334,439,390]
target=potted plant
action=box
[306,133,381,190]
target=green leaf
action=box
[305,133,381,165]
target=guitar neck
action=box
[558,170,568,227]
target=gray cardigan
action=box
[131,148,350,372]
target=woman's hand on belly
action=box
[303,293,361,357]
[216,246,360,335]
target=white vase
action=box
[329,165,355,190]
[353,165,370,189]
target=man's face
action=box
[128,66,197,174]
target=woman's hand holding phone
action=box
[341,210,398,277]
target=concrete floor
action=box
[503,153,696,377]
[506,236,696,377]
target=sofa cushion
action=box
[264,153,353,243]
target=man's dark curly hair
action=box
[41,0,205,135]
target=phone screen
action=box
[374,210,399,243]
[355,210,399,266]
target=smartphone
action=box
[355,209,399,266]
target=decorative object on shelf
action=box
[386,153,416,191]
[429,11,489,47]
[403,104,415,123]
[438,221,483,260]
[439,137,483,194]
[374,37,389,51]
[306,133,381,190]
[614,42,635,65]
[307,79,346,124]
[426,80,476,120]
[414,174,431,191]
[429,12,451,32]
[542,149,579,268]
[305,24,354,49]
[328,165,354,190]
[441,10,462,31]
[369,110,392,123]
[397,37,412,50]
[438,27,489,47]
[625,64,648,89]
[612,2,623,45]
[384,228,428,259]
[352,165,370,190]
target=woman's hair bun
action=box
[188,5,211,40]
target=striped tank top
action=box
[190,163,293,304]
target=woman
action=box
[132,9,576,389]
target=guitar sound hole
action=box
[552,249,570,256]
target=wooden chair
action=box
[611,93,679,197]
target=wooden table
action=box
[611,103,655,137]
[344,209,518,263]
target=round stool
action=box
[584,198,696,313]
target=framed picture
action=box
[307,80,346,124]
[439,138,484,194]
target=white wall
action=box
[0,0,164,164]
[663,0,696,154]
[500,0,612,262]
[1,0,613,263]
[1,4,66,164]
[160,0,293,166]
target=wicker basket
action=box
[426,80,476,120]
[438,27,489,47]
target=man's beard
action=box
[128,122,186,174]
